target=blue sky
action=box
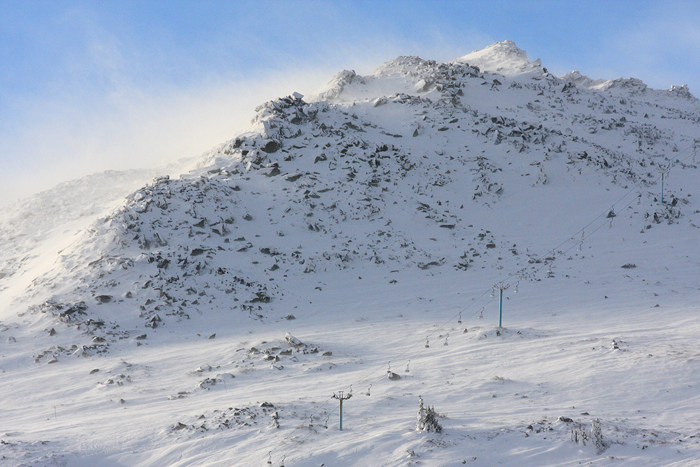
[2,0,699,203]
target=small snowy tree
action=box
[591,419,606,454]
[416,396,442,433]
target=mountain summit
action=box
[453,40,546,77]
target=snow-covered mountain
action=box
[1,41,699,467]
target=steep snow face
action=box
[1,41,700,467]
[453,40,547,78]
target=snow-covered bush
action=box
[416,396,442,433]
[571,418,607,454]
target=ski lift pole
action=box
[493,283,510,328]
[499,288,504,328]
[658,166,669,205]
[661,171,664,205]
[332,390,352,431]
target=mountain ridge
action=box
[3,39,698,357]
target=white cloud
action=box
[0,68,336,206]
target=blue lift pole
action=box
[494,283,509,328]
[499,288,504,328]
[333,391,352,431]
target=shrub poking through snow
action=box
[416,395,442,433]
[571,418,607,454]
[591,419,607,454]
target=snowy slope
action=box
[1,41,699,467]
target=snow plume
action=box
[0,69,337,207]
